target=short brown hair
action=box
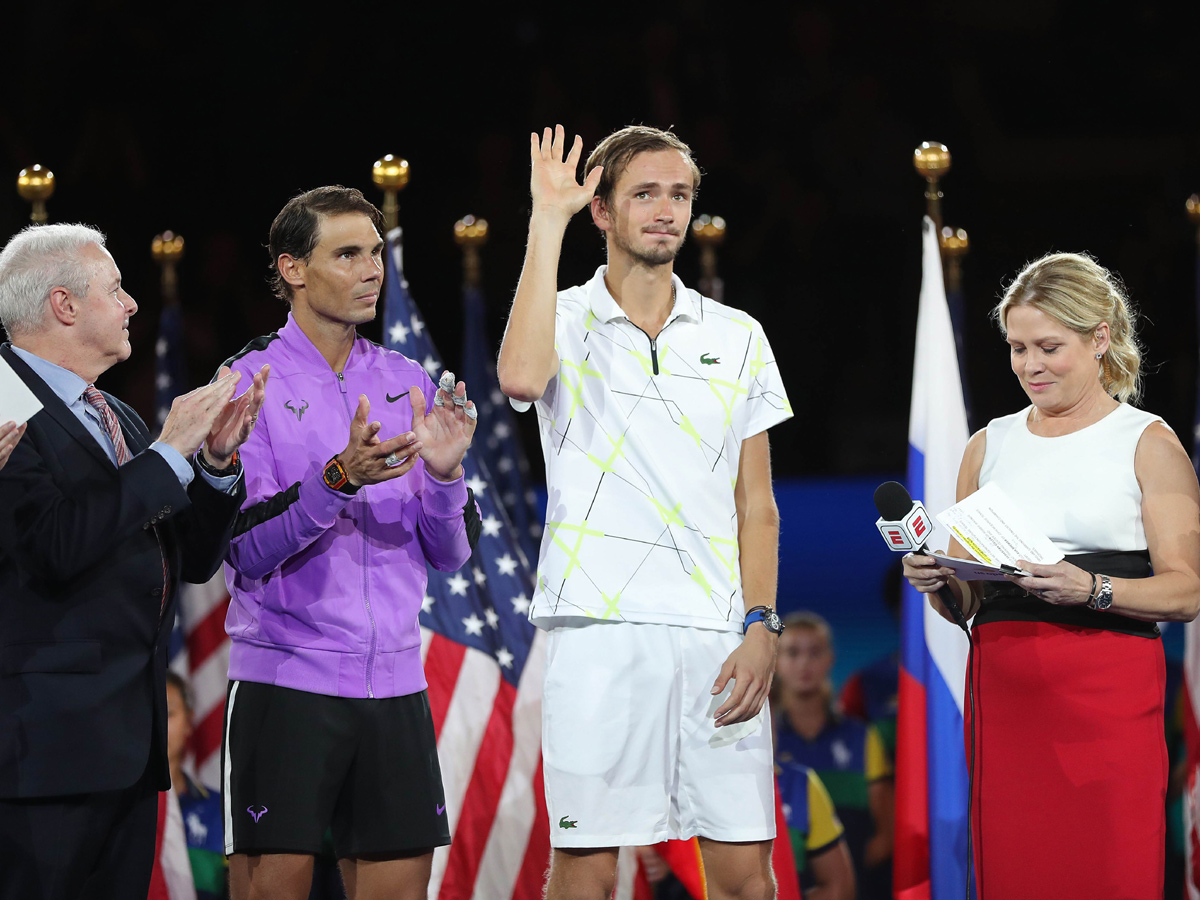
[585,126,701,210]
[268,186,386,303]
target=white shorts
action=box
[541,621,776,848]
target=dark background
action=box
[4,1,1200,478]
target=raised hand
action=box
[410,372,477,482]
[0,421,26,471]
[530,124,603,222]
[337,395,422,487]
[159,371,243,460]
[203,364,270,467]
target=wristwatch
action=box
[196,448,240,477]
[743,606,784,635]
[1088,574,1113,611]
[322,456,360,495]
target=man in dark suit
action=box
[0,223,268,899]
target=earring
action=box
[1095,353,1103,360]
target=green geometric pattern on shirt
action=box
[690,565,714,597]
[560,358,603,418]
[679,414,704,449]
[649,497,684,527]
[707,377,749,430]
[585,590,621,619]
[546,518,605,579]
[709,536,740,584]
[586,433,626,473]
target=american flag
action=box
[460,283,541,569]
[157,299,234,788]
[383,227,551,899]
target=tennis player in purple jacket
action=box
[219,186,480,900]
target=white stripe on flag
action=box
[428,647,502,900]
[614,846,639,900]
[912,215,971,712]
[179,573,229,628]
[472,631,547,900]
[222,681,240,855]
[421,624,435,664]
[192,638,232,787]
[161,787,199,900]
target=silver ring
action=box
[385,452,401,467]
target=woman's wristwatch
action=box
[1087,574,1113,611]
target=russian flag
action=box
[895,216,972,899]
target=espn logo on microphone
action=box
[875,503,932,553]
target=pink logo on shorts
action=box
[247,805,268,823]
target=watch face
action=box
[324,460,345,486]
[765,609,783,633]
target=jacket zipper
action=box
[336,369,378,699]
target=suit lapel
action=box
[0,344,114,471]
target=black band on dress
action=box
[975,550,1159,638]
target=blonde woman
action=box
[903,252,1200,898]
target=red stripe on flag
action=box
[773,777,802,900]
[439,679,518,900]
[514,756,551,899]
[426,635,467,739]
[185,595,230,671]
[191,698,226,769]
[148,791,169,900]
[894,667,931,900]
[657,839,706,900]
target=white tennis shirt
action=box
[514,267,793,632]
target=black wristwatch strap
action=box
[196,448,241,477]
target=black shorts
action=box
[221,680,449,858]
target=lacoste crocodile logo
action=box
[700,353,720,365]
[247,805,268,823]
[558,815,578,829]
[285,399,309,421]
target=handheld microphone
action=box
[873,480,970,632]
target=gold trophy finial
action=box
[372,155,410,232]
[454,215,489,289]
[151,231,185,303]
[913,143,951,234]
[940,226,969,293]
[17,165,55,224]
[692,215,727,302]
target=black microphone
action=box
[873,480,970,633]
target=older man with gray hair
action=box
[0,223,268,899]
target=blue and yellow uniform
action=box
[776,760,845,889]
[776,712,891,882]
[177,775,228,900]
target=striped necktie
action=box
[82,385,132,465]
[83,385,169,614]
